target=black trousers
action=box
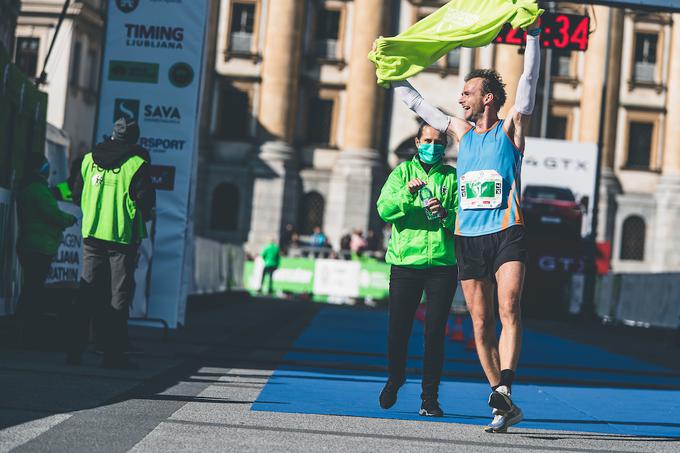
[260,266,277,294]
[388,265,458,399]
[69,239,138,359]
[16,251,54,344]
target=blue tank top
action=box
[455,120,523,236]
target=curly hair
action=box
[464,69,507,110]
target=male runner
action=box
[390,19,541,432]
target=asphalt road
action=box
[1,295,679,452]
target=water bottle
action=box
[419,186,438,221]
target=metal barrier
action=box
[595,273,680,329]
[286,246,385,261]
[193,237,245,293]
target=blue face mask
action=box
[417,143,445,164]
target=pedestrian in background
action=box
[350,229,368,254]
[68,117,155,368]
[15,153,77,348]
[280,223,296,254]
[260,239,280,295]
[310,226,328,248]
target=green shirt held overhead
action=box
[261,242,281,268]
[368,0,543,86]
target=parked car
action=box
[522,185,583,238]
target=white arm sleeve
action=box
[392,80,450,134]
[514,33,541,115]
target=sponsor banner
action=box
[45,202,82,288]
[96,0,209,327]
[358,258,391,299]
[314,260,361,298]
[131,222,153,318]
[247,257,316,294]
[523,138,598,237]
[243,258,391,301]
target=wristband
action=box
[527,27,541,37]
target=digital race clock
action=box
[495,12,591,52]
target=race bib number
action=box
[460,170,503,209]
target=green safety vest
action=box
[80,153,147,244]
[368,0,543,86]
[55,181,73,202]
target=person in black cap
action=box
[68,117,155,368]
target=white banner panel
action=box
[96,0,209,327]
[523,138,598,236]
[45,202,82,288]
[313,260,361,298]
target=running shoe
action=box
[484,405,524,433]
[419,399,444,417]
[379,379,403,409]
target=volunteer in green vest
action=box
[259,239,280,295]
[16,153,77,348]
[67,117,155,368]
[376,123,458,418]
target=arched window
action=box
[211,183,239,231]
[299,191,325,235]
[620,216,645,261]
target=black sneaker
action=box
[379,380,403,409]
[419,399,444,417]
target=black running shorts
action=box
[455,225,527,281]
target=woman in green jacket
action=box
[376,123,458,417]
[15,153,77,347]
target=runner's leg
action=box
[495,261,524,372]
[461,278,500,386]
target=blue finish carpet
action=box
[252,307,680,438]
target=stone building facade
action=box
[198,0,680,273]
[15,0,105,159]
[0,0,20,52]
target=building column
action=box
[325,0,392,246]
[494,44,524,119]
[246,0,305,254]
[596,8,624,244]
[579,6,609,145]
[653,13,680,270]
